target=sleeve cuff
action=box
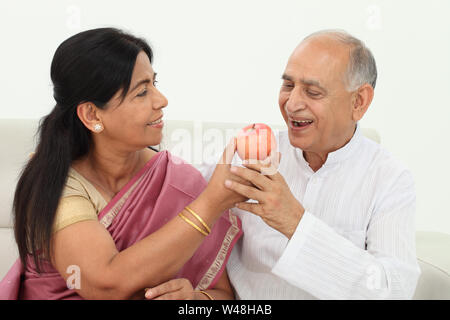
[272,210,316,274]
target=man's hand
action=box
[224,153,305,239]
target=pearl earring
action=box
[93,123,103,132]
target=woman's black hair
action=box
[13,27,153,273]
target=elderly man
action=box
[199,30,421,299]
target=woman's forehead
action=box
[131,51,154,81]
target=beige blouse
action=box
[52,168,108,233]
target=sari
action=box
[0,150,242,299]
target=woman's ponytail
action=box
[12,27,153,273]
[13,104,86,272]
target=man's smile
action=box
[288,117,314,131]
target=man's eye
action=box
[137,89,147,97]
[307,90,320,97]
[282,83,294,88]
[153,80,158,86]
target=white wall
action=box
[0,0,449,234]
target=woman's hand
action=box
[203,138,250,211]
[144,278,196,300]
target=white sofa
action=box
[1,118,449,299]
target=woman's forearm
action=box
[105,191,227,299]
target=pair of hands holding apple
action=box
[217,123,306,240]
[144,124,306,300]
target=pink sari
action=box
[0,150,242,299]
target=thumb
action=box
[269,150,281,166]
[261,151,282,176]
[219,137,237,165]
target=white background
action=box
[0,0,449,234]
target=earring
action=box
[93,123,103,132]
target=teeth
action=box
[292,119,313,127]
[293,120,313,124]
[148,119,162,125]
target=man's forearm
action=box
[272,211,420,299]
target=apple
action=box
[236,123,277,160]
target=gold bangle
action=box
[184,206,211,234]
[195,290,214,300]
[178,212,209,236]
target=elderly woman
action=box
[0,28,245,300]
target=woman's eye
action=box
[137,89,147,97]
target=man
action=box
[198,30,421,299]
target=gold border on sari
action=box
[99,175,146,229]
[195,211,241,290]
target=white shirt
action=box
[198,124,421,299]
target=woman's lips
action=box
[147,118,164,128]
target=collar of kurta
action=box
[294,122,363,173]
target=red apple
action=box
[236,123,277,160]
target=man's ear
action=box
[351,83,374,121]
[77,102,104,133]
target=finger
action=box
[153,292,179,300]
[241,160,266,175]
[224,179,264,201]
[219,137,237,165]
[260,151,282,177]
[242,154,281,179]
[230,165,271,191]
[234,202,263,216]
[145,279,183,299]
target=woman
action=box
[0,28,246,299]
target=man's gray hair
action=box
[304,29,377,91]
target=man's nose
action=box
[285,87,306,114]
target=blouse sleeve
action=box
[52,174,99,233]
[52,196,98,233]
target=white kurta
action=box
[197,124,421,299]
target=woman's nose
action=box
[153,87,168,110]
